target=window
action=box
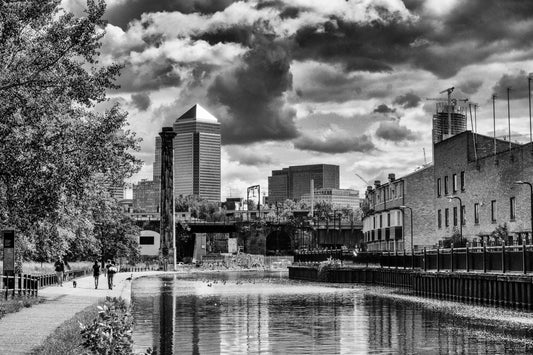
[453,206,458,226]
[491,200,497,223]
[139,236,155,245]
[510,197,516,220]
[444,176,449,195]
[437,178,442,197]
[474,203,479,224]
[379,214,383,228]
[438,210,442,228]
[452,174,457,192]
[445,208,449,227]
[460,171,465,191]
[387,213,391,227]
[461,205,466,225]
[373,216,376,229]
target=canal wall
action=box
[288,266,533,310]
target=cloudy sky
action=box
[63,0,533,199]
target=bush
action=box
[79,297,153,355]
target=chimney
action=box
[388,173,396,182]
[374,180,381,188]
[366,186,373,191]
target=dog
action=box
[72,280,77,288]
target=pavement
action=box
[0,270,164,355]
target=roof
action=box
[176,103,219,124]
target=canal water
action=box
[131,271,533,354]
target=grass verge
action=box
[31,304,99,355]
[0,297,43,320]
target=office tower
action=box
[173,104,221,201]
[268,164,340,204]
[153,136,161,181]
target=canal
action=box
[131,271,533,354]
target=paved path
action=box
[0,271,163,354]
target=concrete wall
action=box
[139,230,160,256]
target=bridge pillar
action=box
[159,127,177,264]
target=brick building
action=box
[267,164,339,204]
[363,130,533,251]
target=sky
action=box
[63,0,533,200]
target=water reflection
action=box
[132,272,533,354]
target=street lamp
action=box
[514,181,533,244]
[446,195,463,245]
[399,206,413,251]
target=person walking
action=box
[106,260,117,290]
[54,258,65,287]
[92,260,100,289]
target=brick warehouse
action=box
[363,130,533,251]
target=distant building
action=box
[300,188,360,210]
[132,179,160,212]
[432,101,467,144]
[173,104,221,201]
[268,164,339,204]
[108,184,124,200]
[153,136,161,181]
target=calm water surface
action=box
[131,271,533,354]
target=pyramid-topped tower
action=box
[173,104,221,201]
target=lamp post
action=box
[399,206,413,251]
[514,181,533,244]
[446,195,463,245]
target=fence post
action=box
[466,246,469,272]
[451,246,454,272]
[403,249,406,269]
[411,248,415,270]
[483,245,487,273]
[18,274,21,297]
[424,248,427,272]
[437,247,440,272]
[11,276,15,299]
[502,243,506,274]
[523,243,527,275]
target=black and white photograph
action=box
[2,0,533,354]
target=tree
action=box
[0,1,141,257]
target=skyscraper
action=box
[173,104,221,201]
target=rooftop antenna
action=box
[423,148,427,164]
[468,103,478,161]
[439,87,455,137]
[507,87,512,152]
[492,94,497,156]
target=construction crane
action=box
[355,173,370,186]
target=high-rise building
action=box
[153,136,161,181]
[173,104,221,201]
[268,164,340,204]
[432,101,467,144]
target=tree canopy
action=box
[0,0,142,260]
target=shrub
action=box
[79,297,153,355]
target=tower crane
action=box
[355,173,370,186]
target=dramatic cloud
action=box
[458,79,483,96]
[373,104,396,114]
[131,92,151,111]
[492,71,531,100]
[294,133,375,154]
[376,121,418,142]
[208,36,299,144]
[393,92,421,108]
[225,147,273,166]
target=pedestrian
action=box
[106,259,118,290]
[92,260,100,289]
[54,258,65,287]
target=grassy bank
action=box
[0,297,43,320]
[31,305,99,355]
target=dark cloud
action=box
[294,134,375,154]
[458,79,483,95]
[104,0,239,29]
[393,92,421,108]
[116,58,181,92]
[376,121,417,142]
[192,25,255,46]
[131,92,151,111]
[492,71,530,100]
[208,36,299,144]
[373,104,396,114]
[226,148,273,166]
